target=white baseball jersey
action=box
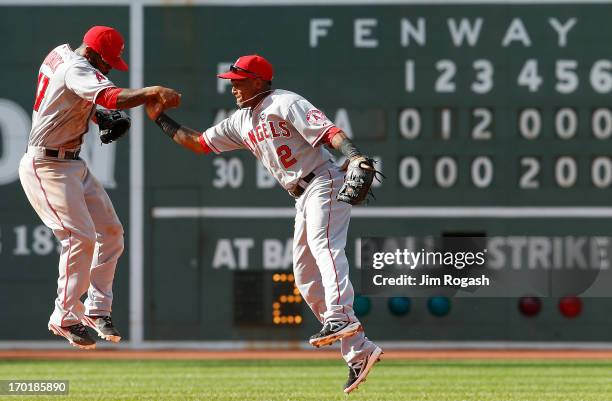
[201,89,336,190]
[29,44,115,148]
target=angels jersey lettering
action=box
[201,90,336,190]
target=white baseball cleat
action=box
[48,322,96,350]
[343,346,383,394]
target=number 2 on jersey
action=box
[33,72,50,112]
[277,145,297,168]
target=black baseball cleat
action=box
[309,320,361,348]
[48,322,96,350]
[344,346,383,394]
[82,315,122,343]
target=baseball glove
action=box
[337,157,383,205]
[96,109,131,144]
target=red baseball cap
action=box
[83,26,128,71]
[217,55,274,81]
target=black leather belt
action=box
[288,172,315,198]
[44,149,80,160]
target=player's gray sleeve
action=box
[65,63,114,102]
[287,99,335,147]
[200,114,245,154]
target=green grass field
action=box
[1,359,611,401]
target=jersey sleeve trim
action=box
[94,87,121,109]
[198,134,213,154]
[201,130,221,154]
[91,85,115,105]
[312,125,337,147]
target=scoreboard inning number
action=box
[404,59,612,94]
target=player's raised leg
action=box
[296,189,360,347]
[302,171,361,347]
[81,169,124,343]
[295,189,379,351]
[300,170,383,391]
[343,344,383,394]
[18,156,97,349]
[293,206,326,324]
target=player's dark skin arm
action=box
[154,112,207,153]
[170,126,206,153]
[76,45,180,110]
[328,130,368,163]
[115,87,178,109]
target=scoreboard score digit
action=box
[395,107,612,196]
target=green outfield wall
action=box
[1,2,612,343]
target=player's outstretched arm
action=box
[158,115,206,154]
[149,109,207,154]
[114,86,181,110]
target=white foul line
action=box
[152,207,612,219]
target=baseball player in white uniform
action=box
[147,55,382,393]
[19,26,180,349]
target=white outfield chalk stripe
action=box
[152,206,612,219]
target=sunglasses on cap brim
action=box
[230,65,263,79]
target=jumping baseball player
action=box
[19,26,180,349]
[147,55,382,393]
